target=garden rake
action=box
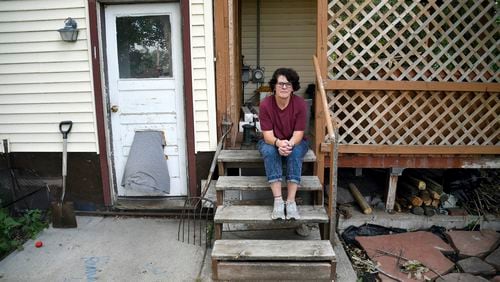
[177,122,232,247]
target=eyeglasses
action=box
[277,82,292,89]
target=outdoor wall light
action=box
[58,18,79,42]
[241,65,251,82]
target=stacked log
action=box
[396,172,447,216]
[348,183,373,215]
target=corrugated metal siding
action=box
[0,0,97,152]
[190,0,217,152]
[241,0,316,102]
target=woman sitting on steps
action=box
[257,67,309,220]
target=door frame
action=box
[88,0,197,206]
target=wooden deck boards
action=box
[215,176,322,191]
[214,205,329,224]
[212,239,336,260]
[218,149,316,163]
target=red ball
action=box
[35,241,43,248]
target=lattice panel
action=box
[327,0,499,82]
[327,90,500,145]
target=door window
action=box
[116,15,172,78]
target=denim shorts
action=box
[257,139,309,184]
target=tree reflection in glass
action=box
[116,15,172,78]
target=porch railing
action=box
[313,55,339,244]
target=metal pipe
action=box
[256,0,261,68]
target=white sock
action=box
[274,196,283,203]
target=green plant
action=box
[206,222,214,241]
[20,210,47,238]
[0,209,22,254]
[0,209,48,258]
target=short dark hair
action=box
[269,68,300,92]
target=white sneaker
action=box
[286,201,300,220]
[271,200,285,220]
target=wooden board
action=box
[215,176,322,191]
[324,154,500,169]
[214,205,329,224]
[325,80,500,92]
[212,239,335,261]
[321,143,500,155]
[215,261,333,281]
[218,149,316,162]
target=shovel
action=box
[51,120,77,228]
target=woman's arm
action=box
[288,130,304,147]
[262,130,278,146]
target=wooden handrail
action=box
[313,55,335,142]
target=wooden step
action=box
[218,149,316,163]
[212,239,336,281]
[215,176,324,206]
[217,149,316,175]
[212,239,335,261]
[215,176,322,191]
[214,205,329,239]
[214,205,329,224]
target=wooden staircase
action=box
[211,149,336,281]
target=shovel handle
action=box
[59,121,73,139]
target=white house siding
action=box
[190,0,217,152]
[0,0,97,153]
[241,0,316,102]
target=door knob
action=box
[111,105,119,113]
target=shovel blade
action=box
[51,201,77,228]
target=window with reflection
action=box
[116,15,172,78]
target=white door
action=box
[105,3,187,196]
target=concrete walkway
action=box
[0,216,356,281]
[0,216,210,281]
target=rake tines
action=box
[177,122,230,247]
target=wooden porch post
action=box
[214,0,230,139]
[314,0,328,183]
[214,0,241,146]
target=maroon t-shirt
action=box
[259,94,307,140]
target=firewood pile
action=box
[396,170,499,217]
[395,171,448,216]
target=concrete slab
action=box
[446,230,500,258]
[0,216,206,281]
[0,216,358,282]
[338,209,500,232]
[333,233,358,282]
[356,231,455,281]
